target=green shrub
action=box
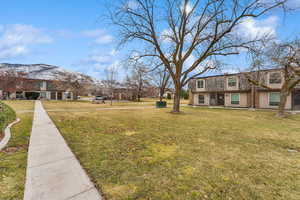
[0,101,16,134]
[156,101,167,108]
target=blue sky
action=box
[0,0,300,79]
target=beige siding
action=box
[258,92,291,109]
[193,93,210,106]
[225,92,248,107]
[189,90,194,105]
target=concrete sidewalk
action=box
[24,101,101,200]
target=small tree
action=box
[125,60,150,101]
[54,73,93,100]
[150,66,171,102]
[0,70,27,99]
[246,38,300,117]
[103,65,119,105]
[108,0,288,113]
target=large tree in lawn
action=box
[108,0,287,113]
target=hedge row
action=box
[0,102,16,135]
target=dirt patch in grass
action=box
[48,106,300,200]
[1,144,28,154]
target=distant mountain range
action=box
[0,63,94,83]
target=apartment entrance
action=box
[293,90,300,110]
[210,93,225,106]
[51,92,56,100]
[57,92,63,100]
[217,93,225,106]
[25,92,40,100]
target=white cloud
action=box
[260,0,300,8]
[80,48,118,65]
[237,16,279,40]
[0,24,53,59]
[123,0,139,10]
[183,54,196,70]
[181,2,193,14]
[82,29,113,44]
[88,54,112,63]
[288,0,300,7]
[109,49,118,56]
[160,28,173,43]
[221,68,240,74]
[128,0,139,10]
[183,54,217,74]
[75,59,122,79]
[55,29,75,38]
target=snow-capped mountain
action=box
[0,63,94,83]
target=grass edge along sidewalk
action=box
[0,101,34,200]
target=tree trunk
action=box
[137,93,141,102]
[276,88,289,117]
[172,86,181,113]
[159,87,164,102]
[251,85,256,108]
[110,91,113,106]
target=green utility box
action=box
[156,101,167,108]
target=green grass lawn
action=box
[45,102,300,200]
[0,101,34,199]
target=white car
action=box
[92,96,105,104]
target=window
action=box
[40,92,47,99]
[16,92,24,99]
[228,77,237,87]
[198,95,205,104]
[269,72,281,84]
[269,92,280,106]
[35,81,42,88]
[47,82,54,90]
[197,80,204,89]
[42,81,47,89]
[231,93,240,105]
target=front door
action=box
[51,92,56,100]
[217,93,225,105]
[57,92,62,100]
[209,93,217,105]
[293,91,300,110]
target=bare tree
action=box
[103,65,119,105]
[108,0,287,112]
[246,38,300,117]
[125,61,150,101]
[0,70,27,99]
[150,66,172,102]
[54,73,93,100]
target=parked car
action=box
[92,96,106,104]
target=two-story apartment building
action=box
[0,78,74,100]
[188,69,300,110]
